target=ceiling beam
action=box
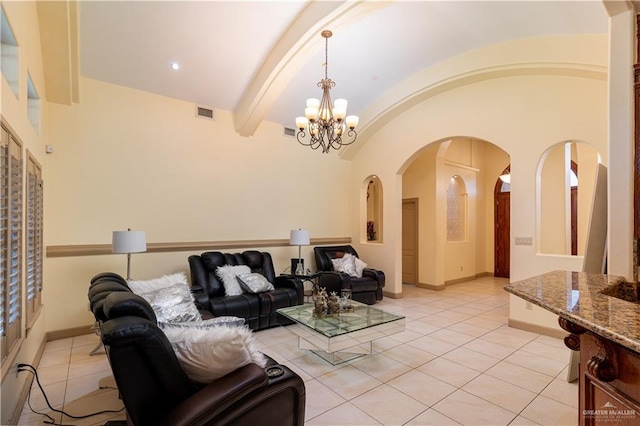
[602,0,633,16]
[37,0,80,105]
[234,1,391,137]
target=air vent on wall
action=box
[283,127,296,137]
[195,105,215,121]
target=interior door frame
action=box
[402,198,419,285]
[494,168,510,278]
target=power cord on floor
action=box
[18,363,124,426]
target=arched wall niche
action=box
[447,175,467,242]
[364,175,383,243]
[536,141,601,256]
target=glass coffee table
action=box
[277,300,405,365]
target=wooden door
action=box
[402,199,418,284]
[571,186,578,255]
[494,176,510,278]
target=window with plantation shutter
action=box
[1,122,22,362]
[0,128,7,356]
[25,152,42,328]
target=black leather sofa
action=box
[314,245,385,305]
[89,276,306,426]
[188,250,304,330]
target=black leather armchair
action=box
[100,291,306,426]
[314,245,385,305]
[188,250,304,330]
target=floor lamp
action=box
[112,229,147,280]
[289,229,310,275]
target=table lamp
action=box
[112,228,147,279]
[289,229,310,275]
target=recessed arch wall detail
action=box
[447,175,467,242]
[341,34,607,160]
[536,141,601,257]
[350,68,605,300]
[364,175,383,243]
[398,137,507,290]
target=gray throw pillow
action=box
[236,273,274,293]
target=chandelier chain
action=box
[325,34,329,80]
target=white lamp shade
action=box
[112,230,147,254]
[334,99,348,110]
[289,229,310,246]
[333,107,346,120]
[346,115,359,129]
[306,98,320,108]
[295,116,308,129]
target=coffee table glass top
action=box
[277,301,405,338]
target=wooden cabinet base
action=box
[579,332,640,425]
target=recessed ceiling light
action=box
[171,62,180,70]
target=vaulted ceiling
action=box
[40,1,611,153]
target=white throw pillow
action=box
[236,273,274,293]
[331,256,357,277]
[138,283,201,323]
[127,272,188,294]
[353,256,367,278]
[162,325,266,383]
[216,265,251,296]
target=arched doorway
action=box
[494,165,510,278]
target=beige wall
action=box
[402,143,438,287]
[351,37,606,329]
[0,11,621,422]
[540,146,568,254]
[44,77,353,331]
[0,2,49,423]
[576,143,599,256]
[354,70,606,286]
[402,138,509,287]
[539,142,600,255]
[475,141,510,274]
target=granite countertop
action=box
[504,270,640,353]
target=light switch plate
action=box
[515,237,533,246]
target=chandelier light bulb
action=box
[305,107,319,121]
[346,115,359,129]
[319,106,330,122]
[333,107,346,121]
[334,99,348,110]
[296,117,309,130]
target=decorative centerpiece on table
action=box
[312,287,353,317]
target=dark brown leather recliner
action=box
[99,291,306,426]
[314,245,385,305]
[188,251,304,330]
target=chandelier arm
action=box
[318,126,329,153]
[296,130,311,146]
[342,129,357,145]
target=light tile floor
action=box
[19,276,578,425]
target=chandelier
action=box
[295,30,359,153]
